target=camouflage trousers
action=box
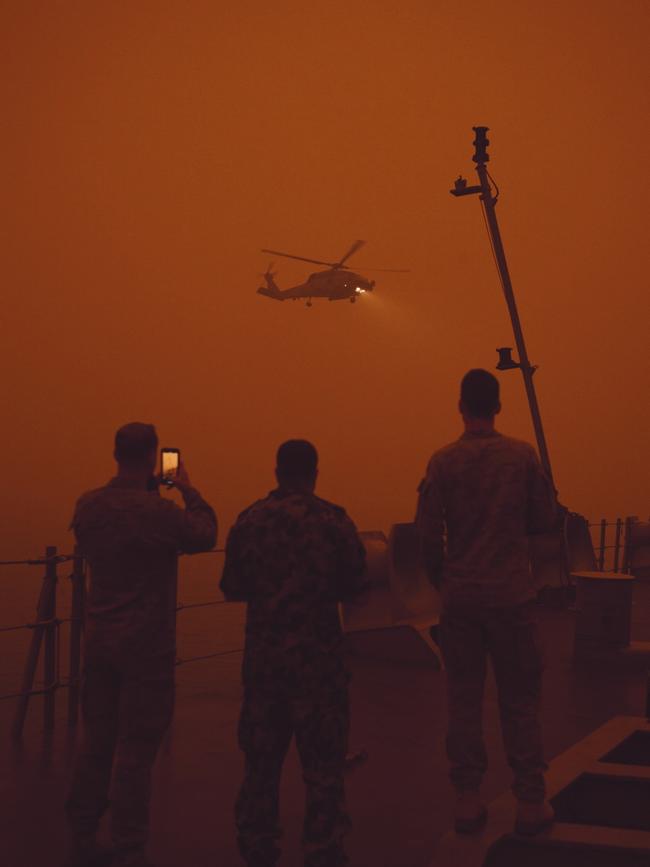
[236,685,351,867]
[65,649,175,852]
[439,601,548,802]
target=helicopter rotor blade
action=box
[261,249,337,268]
[260,241,403,273]
[354,266,410,273]
[335,239,366,268]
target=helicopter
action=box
[257,239,408,306]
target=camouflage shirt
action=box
[220,488,366,692]
[416,430,557,608]
[72,478,217,662]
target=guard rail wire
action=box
[1,546,242,738]
[1,517,640,737]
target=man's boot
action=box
[514,800,555,835]
[454,790,488,834]
[65,835,113,867]
[112,846,156,867]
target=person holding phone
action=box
[65,422,217,867]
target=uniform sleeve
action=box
[220,520,252,601]
[70,496,84,535]
[166,487,218,553]
[334,513,367,601]
[415,457,445,587]
[526,450,557,535]
[70,495,91,548]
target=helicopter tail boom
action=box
[257,285,286,301]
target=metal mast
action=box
[451,126,555,487]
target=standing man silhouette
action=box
[66,423,217,867]
[221,440,366,867]
[416,370,557,836]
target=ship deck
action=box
[2,582,650,867]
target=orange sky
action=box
[2,0,649,559]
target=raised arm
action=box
[169,464,217,553]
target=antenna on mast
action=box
[450,126,555,487]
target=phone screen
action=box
[161,448,180,486]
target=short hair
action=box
[276,439,318,479]
[460,369,500,418]
[114,422,158,464]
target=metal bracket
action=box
[496,347,539,376]
[496,347,520,370]
[450,175,482,197]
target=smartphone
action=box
[160,448,180,487]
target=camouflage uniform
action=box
[416,430,556,802]
[220,488,366,867]
[66,478,217,855]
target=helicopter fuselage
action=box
[282,270,374,301]
[257,239,403,305]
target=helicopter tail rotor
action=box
[258,261,276,278]
[257,261,285,299]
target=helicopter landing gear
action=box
[350,297,356,303]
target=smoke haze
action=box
[2,0,649,558]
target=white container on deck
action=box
[572,571,635,658]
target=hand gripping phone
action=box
[160,448,180,487]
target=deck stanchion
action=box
[598,519,607,571]
[613,518,623,572]
[12,546,58,738]
[43,546,58,731]
[67,548,85,726]
[622,516,635,575]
